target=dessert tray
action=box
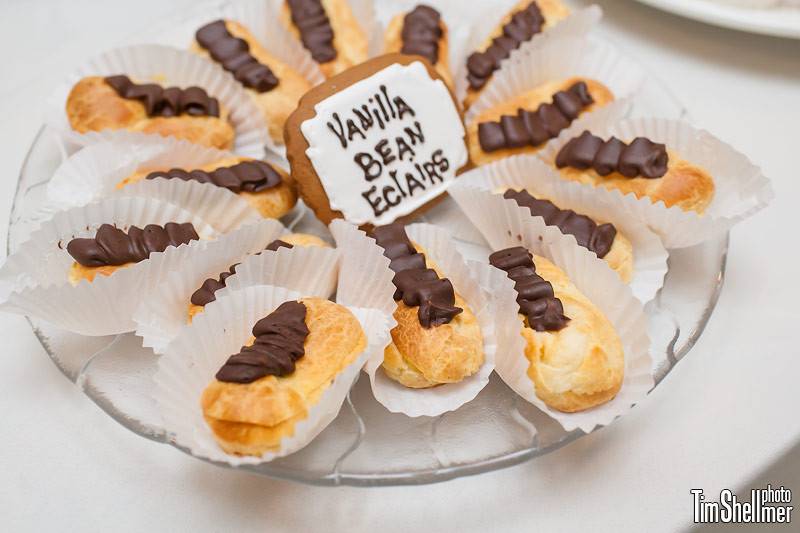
[3,0,764,486]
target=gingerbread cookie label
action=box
[294,58,466,226]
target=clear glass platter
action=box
[7,6,728,486]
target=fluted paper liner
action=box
[538,115,774,248]
[466,204,653,432]
[44,136,264,231]
[153,284,391,465]
[45,135,194,210]
[46,135,232,208]
[330,219,497,417]
[0,197,216,336]
[454,6,602,106]
[133,219,286,353]
[218,244,338,299]
[329,220,397,311]
[123,179,261,233]
[465,35,646,124]
[449,155,668,303]
[45,44,271,158]
[135,225,339,354]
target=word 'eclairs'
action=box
[324,84,451,218]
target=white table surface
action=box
[1,1,798,531]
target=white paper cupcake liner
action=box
[454,5,602,106]
[218,243,339,300]
[132,218,287,353]
[123,178,261,233]
[46,135,231,209]
[329,220,396,311]
[538,115,774,248]
[465,36,646,125]
[153,284,391,465]
[466,206,653,433]
[43,137,265,232]
[45,44,271,158]
[330,219,497,417]
[449,155,668,303]
[0,197,217,336]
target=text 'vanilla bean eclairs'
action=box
[489,246,569,331]
[478,81,594,152]
[289,57,466,226]
[215,301,310,383]
[323,83,453,219]
[67,223,199,267]
[372,223,462,328]
[104,75,220,118]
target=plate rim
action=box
[636,0,800,39]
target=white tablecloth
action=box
[1,1,798,531]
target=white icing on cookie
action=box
[301,61,467,225]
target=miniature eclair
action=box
[192,19,313,145]
[501,189,633,282]
[468,78,614,166]
[66,222,200,284]
[280,0,368,78]
[116,156,297,219]
[463,0,569,109]
[66,75,234,149]
[372,223,484,388]
[201,298,367,456]
[489,246,624,412]
[552,131,715,213]
[384,4,453,88]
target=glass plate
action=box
[7,27,728,487]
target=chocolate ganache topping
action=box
[104,75,220,118]
[400,5,443,65]
[67,223,199,267]
[190,240,293,307]
[489,246,569,332]
[503,189,617,258]
[372,223,462,328]
[215,300,309,383]
[286,0,337,63]
[195,20,279,93]
[478,81,594,153]
[555,131,669,179]
[265,239,294,252]
[466,1,544,91]
[145,160,283,194]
